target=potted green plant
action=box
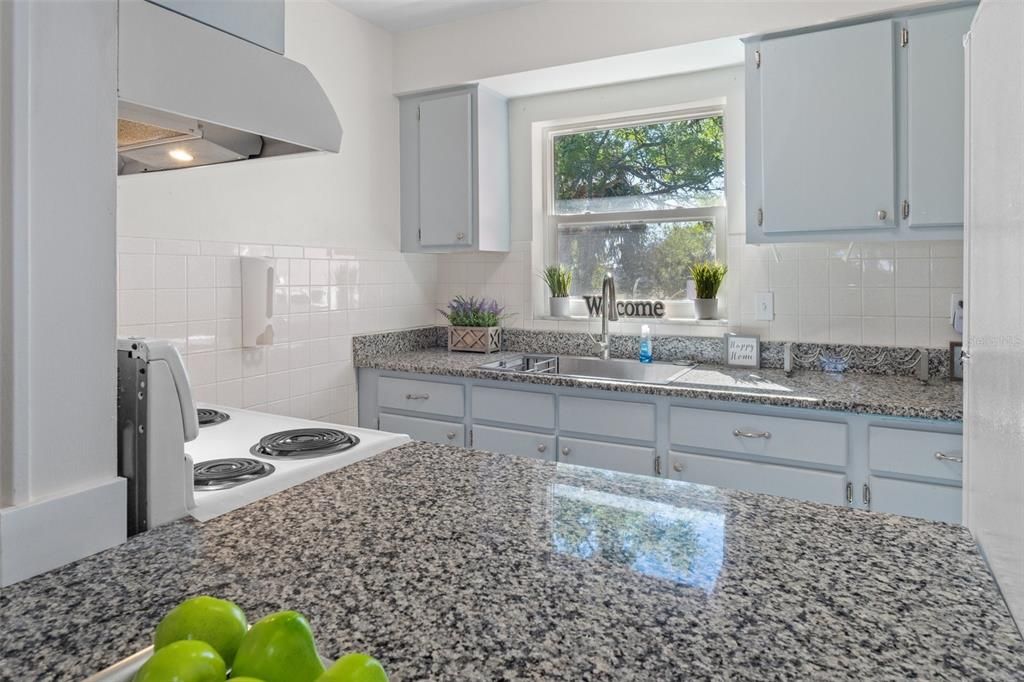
[438,296,506,353]
[690,261,727,320]
[541,265,572,317]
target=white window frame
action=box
[542,104,728,319]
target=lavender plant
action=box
[438,296,507,327]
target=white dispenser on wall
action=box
[241,257,276,347]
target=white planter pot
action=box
[693,298,719,320]
[549,296,571,318]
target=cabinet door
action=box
[557,437,656,477]
[905,7,975,229]
[472,425,555,462]
[868,476,961,523]
[379,413,464,447]
[669,452,849,507]
[418,92,474,247]
[759,20,896,233]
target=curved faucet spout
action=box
[590,273,618,360]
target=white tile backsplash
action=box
[118,237,437,425]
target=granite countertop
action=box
[3,443,1020,680]
[356,348,963,421]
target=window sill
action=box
[534,315,729,326]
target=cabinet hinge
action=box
[846,482,854,504]
[901,199,910,220]
[900,27,909,48]
[654,454,662,476]
[757,208,764,226]
[862,483,872,507]
[754,49,761,69]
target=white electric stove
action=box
[187,405,410,521]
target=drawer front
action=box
[868,475,961,524]
[868,426,962,482]
[379,413,464,446]
[669,452,848,507]
[378,377,464,417]
[472,425,555,461]
[472,386,555,429]
[557,436,656,476]
[559,397,656,442]
[670,406,847,467]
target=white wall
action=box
[393,0,937,93]
[0,0,124,585]
[437,67,963,348]
[118,0,400,250]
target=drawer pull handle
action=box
[934,451,963,463]
[446,431,456,440]
[734,429,771,439]
[405,393,430,400]
[537,444,547,453]
[561,447,571,457]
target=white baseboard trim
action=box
[0,477,126,586]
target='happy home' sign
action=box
[583,296,666,319]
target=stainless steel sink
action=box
[478,354,695,385]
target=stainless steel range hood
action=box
[117,1,342,175]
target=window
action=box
[545,109,726,308]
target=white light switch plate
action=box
[755,291,774,321]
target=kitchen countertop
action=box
[3,443,1020,680]
[356,348,963,421]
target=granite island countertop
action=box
[356,348,963,421]
[3,443,1020,680]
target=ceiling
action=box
[330,0,543,32]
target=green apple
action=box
[134,640,226,682]
[231,610,325,682]
[154,595,248,667]
[316,653,389,682]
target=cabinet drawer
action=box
[557,437,656,477]
[868,426,962,482]
[559,397,656,442]
[670,407,847,467]
[669,452,848,507]
[378,377,464,417]
[472,425,555,461]
[868,475,961,524]
[379,413,464,447]
[472,386,554,429]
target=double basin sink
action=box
[478,354,697,385]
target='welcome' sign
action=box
[583,296,666,319]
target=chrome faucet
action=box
[589,273,618,360]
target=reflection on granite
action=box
[355,348,963,421]
[3,444,1022,680]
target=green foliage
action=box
[554,116,724,208]
[689,261,727,299]
[541,265,572,298]
[438,296,506,327]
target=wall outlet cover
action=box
[755,291,774,321]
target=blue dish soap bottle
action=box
[639,324,653,364]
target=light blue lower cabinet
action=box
[866,476,962,524]
[471,424,555,462]
[361,369,963,523]
[668,451,849,507]
[379,413,464,447]
[557,436,657,477]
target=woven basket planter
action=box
[447,326,501,353]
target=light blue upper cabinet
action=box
[399,85,511,253]
[746,3,976,243]
[904,6,977,229]
[146,0,285,54]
